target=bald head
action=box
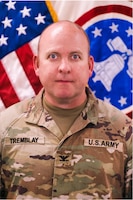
[37,20,90,55]
[34,20,94,108]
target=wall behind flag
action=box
[51,0,133,118]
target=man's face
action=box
[34,23,93,107]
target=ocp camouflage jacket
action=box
[0,88,132,199]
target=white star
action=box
[0,34,8,46]
[131,89,133,93]
[104,97,111,104]
[2,17,12,28]
[35,13,46,25]
[126,27,133,37]
[20,6,31,18]
[92,27,102,38]
[6,0,16,10]
[118,96,127,107]
[92,90,96,95]
[16,24,27,36]
[109,22,119,33]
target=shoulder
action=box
[98,98,130,119]
[0,98,31,133]
[0,89,44,134]
[86,87,131,132]
[97,98,131,133]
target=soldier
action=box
[0,20,132,199]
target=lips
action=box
[55,79,73,82]
[56,79,73,82]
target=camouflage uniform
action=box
[0,87,132,199]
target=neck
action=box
[44,92,87,109]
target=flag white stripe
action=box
[1,52,35,101]
[0,98,6,112]
[29,36,40,55]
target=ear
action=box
[33,55,39,76]
[88,55,94,77]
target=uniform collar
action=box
[25,87,99,128]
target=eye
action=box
[48,53,58,60]
[71,53,81,60]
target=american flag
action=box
[0,0,57,111]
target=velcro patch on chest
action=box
[84,138,123,152]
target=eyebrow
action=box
[70,51,83,54]
[69,51,84,58]
[45,49,83,55]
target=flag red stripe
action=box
[75,5,132,26]
[16,43,42,95]
[126,110,132,119]
[0,61,20,107]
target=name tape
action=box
[5,137,45,144]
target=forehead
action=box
[39,22,89,50]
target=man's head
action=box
[33,20,94,108]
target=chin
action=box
[55,92,73,99]
[57,94,71,99]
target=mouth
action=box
[56,80,73,83]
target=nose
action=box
[58,59,71,74]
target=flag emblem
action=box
[76,5,132,114]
